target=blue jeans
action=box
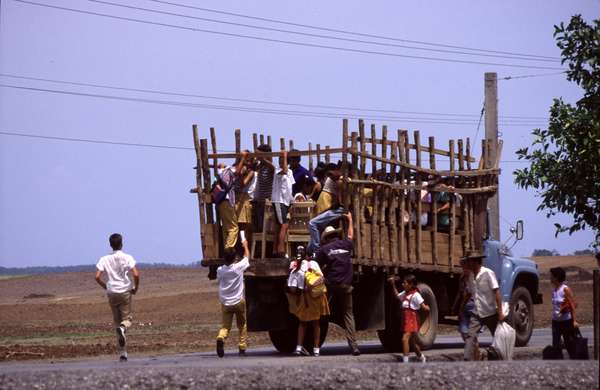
[307,207,345,255]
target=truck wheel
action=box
[268,317,329,353]
[414,283,438,349]
[509,286,533,347]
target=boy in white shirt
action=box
[95,233,140,362]
[216,239,250,357]
[271,150,295,258]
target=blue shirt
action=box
[292,164,313,195]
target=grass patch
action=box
[0,275,30,280]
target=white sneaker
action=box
[294,346,310,356]
[313,348,320,357]
[419,354,426,363]
[402,355,409,363]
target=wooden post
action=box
[351,132,362,260]
[259,134,265,146]
[280,138,285,151]
[389,141,398,264]
[308,142,313,171]
[358,120,367,261]
[342,120,350,208]
[235,129,241,153]
[466,137,472,170]
[325,145,331,163]
[192,125,207,254]
[401,130,411,263]
[371,124,377,176]
[458,139,470,252]
[429,136,438,266]
[381,126,388,174]
[449,140,456,271]
[594,269,599,360]
[253,133,258,151]
[289,140,294,150]
[414,130,422,264]
[359,119,366,179]
[267,135,272,148]
[485,72,500,241]
[210,127,218,179]
[316,144,321,164]
[200,139,214,224]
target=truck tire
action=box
[414,283,438,349]
[509,286,534,347]
[268,317,328,354]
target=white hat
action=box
[321,226,342,242]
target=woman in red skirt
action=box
[388,274,430,363]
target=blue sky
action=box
[1,0,598,267]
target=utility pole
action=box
[485,72,500,241]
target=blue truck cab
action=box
[482,238,543,346]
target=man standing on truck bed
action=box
[315,211,360,356]
[463,250,505,360]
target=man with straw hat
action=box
[315,212,360,356]
[462,249,505,360]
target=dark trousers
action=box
[328,283,358,352]
[552,319,576,351]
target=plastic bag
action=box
[491,321,516,360]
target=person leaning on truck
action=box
[315,211,361,356]
[95,233,140,362]
[462,250,505,361]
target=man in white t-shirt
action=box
[216,239,250,357]
[271,150,295,258]
[95,233,140,362]
[463,250,504,361]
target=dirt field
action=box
[0,255,596,362]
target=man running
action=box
[95,233,140,362]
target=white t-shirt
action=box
[272,168,295,206]
[217,257,250,306]
[472,266,500,317]
[397,290,425,310]
[96,250,137,294]
[287,260,322,289]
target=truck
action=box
[190,119,542,352]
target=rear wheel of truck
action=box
[378,282,438,351]
[508,286,533,347]
[414,283,438,349]
[268,316,329,354]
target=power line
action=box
[13,0,565,71]
[83,0,558,63]
[1,83,547,126]
[0,130,531,163]
[143,0,559,61]
[0,130,194,150]
[499,71,567,80]
[0,73,549,121]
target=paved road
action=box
[0,327,593,373]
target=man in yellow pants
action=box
[216,239,250,357]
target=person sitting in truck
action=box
[289,149,319,198]
[215,239,250,358]
[463,250,505,361]
[307,164,345,255]
[315,212,360,356]
[387,274,430,363]
[234,151,255,246]
[252,144,274,233]
[549,266,579,357]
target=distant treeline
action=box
[0,262,199,276]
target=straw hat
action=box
[460,249,485,261]
[321,226,342,242]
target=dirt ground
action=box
[1,255,597,362]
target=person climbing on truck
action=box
[307,163,346,255]
[315,211,360,356]
[271,150,295,258]
[252,144,274,234]
[387,274,430,363]
[233,150,255,246]
[216,239,250,358]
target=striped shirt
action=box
[254,163,274,201]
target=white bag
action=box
[491,321,516,360]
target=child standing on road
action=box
[216,239,250,357]
[388,274,430,363]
